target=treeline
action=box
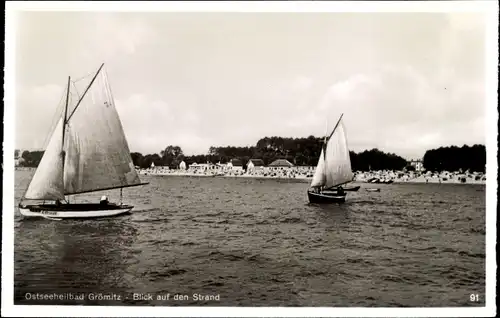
[423,144,486,173]
[17,139,486,173]
[131,145,185,171]
[127,136,409,171]
[16,136,409,171]
[350,148,408,171]
[17,150,44,167]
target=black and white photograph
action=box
[2,1,497,317]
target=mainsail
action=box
[310,115,353,189]
[24,65,143,200]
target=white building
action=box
[409,159,424,171]
[227,159,243,171]
[247,159,265,172]
[190,163,217,171]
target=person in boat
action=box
[100,195,109,205]
[55,200,61,207]
[337,186,345,195]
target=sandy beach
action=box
[137,168,486,185]
[15,166,486,185]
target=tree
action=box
[423,144,485,172]
[19,150,45,167]
[130,152,144,167]
[161,145,184,167]
[162,145,183,158]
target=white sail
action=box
[23,66,143,200]
[24,118,65,200]
[324,118,353,188]
[310,148,326,187]
[63,69,142,195]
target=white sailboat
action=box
[18,63,148,219]
[307,113,354,203]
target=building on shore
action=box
[216,162,228,169]
[247,159,265,172]
[409,159,424,171]
[268,159,294,170]
[189,162,217,171]
[227,159,243,171]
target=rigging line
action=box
[65,63,104,124]
[70,71,95,102]
[71,71,95,83]
[71,82,81,101]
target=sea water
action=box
[13,170,486,306]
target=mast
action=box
[65,63,105,124]
[59,76,71,201]
[323,119,328,160]
[61,76,70,157]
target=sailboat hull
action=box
[307,190,346,204]
[18,203,133,219]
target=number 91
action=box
[470,294,479,302]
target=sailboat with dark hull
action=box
[18,63,148,219]
[307,114,354,204]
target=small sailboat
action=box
[307,114,354,204]
[18,63,148,219]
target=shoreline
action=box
[138,171,486,185]
[14,167,486,185]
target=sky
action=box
[14,9,489,159]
